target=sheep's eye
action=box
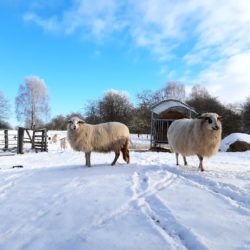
[205,117,212,124]
[68,121,73,124]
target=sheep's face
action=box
[67,116,85,131]
[199,113,222,131]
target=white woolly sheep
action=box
[67,116,130,167]
[51,134,60,144]
[167,113,222,171]
[60,137,70,151]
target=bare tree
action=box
[131,89,155,134]
[0,90,10,121]
[155,81,186,101]
[15,76,50,129]
[0,90,11,128]
[45,115,67,130]
[190,84,210,99]
[85,100,102,124]
[187,90,241,137]
[99,90,134,124]
[242,96,250,134]
[84,90,134,125]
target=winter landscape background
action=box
[1,133,250,250]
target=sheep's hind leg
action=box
[121,140,130,164]
[121,145,130,164]
[197,154,204,171]
[111,151,120,166]
[125,149,130,164]
[85,152,91,167]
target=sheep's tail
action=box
[121,138,130,164]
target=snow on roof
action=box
[220,133,250,152]
[151,99,197,115]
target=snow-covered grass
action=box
[1,134,250,249]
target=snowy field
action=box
[1,134,250,249]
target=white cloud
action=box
[24,0,123,40]
[23,13,60,32]
[22,0,250,103]
[62,0,120,38]
[196,52,250,103]
[184,0,250,64]
[23,0,250,60]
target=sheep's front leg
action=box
[197,154,204,171]
[175,153,179,165]
[183,155,187,165]
[111,151,120,166]
[85,152,91,167]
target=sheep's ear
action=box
[78,120,85,124]
[196,113,203,119]
[218,116,222,121]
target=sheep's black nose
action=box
[73,125,76,130]
[213,125,219,130]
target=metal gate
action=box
[150,119,174,147]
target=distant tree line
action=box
[1,80,250,138]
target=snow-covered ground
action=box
[1,135,250,249]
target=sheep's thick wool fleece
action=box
[68,122,129,153]
[168,119,221,157]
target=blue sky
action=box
[1,0,250,126]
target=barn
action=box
[150,99,197,148]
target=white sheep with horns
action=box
[67,116,130,167]
[167,113,222,171]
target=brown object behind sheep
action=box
[227,141,250,152]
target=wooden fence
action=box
[0,128,48,154]
[0,130,18,153]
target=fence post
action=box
[17,127,24,154]
[4,130,8,151]
[44,129,48,152]
[40,130,44,152]
[32,129,35,149]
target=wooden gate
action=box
[17,128,48,154]
[0,128,48,154]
